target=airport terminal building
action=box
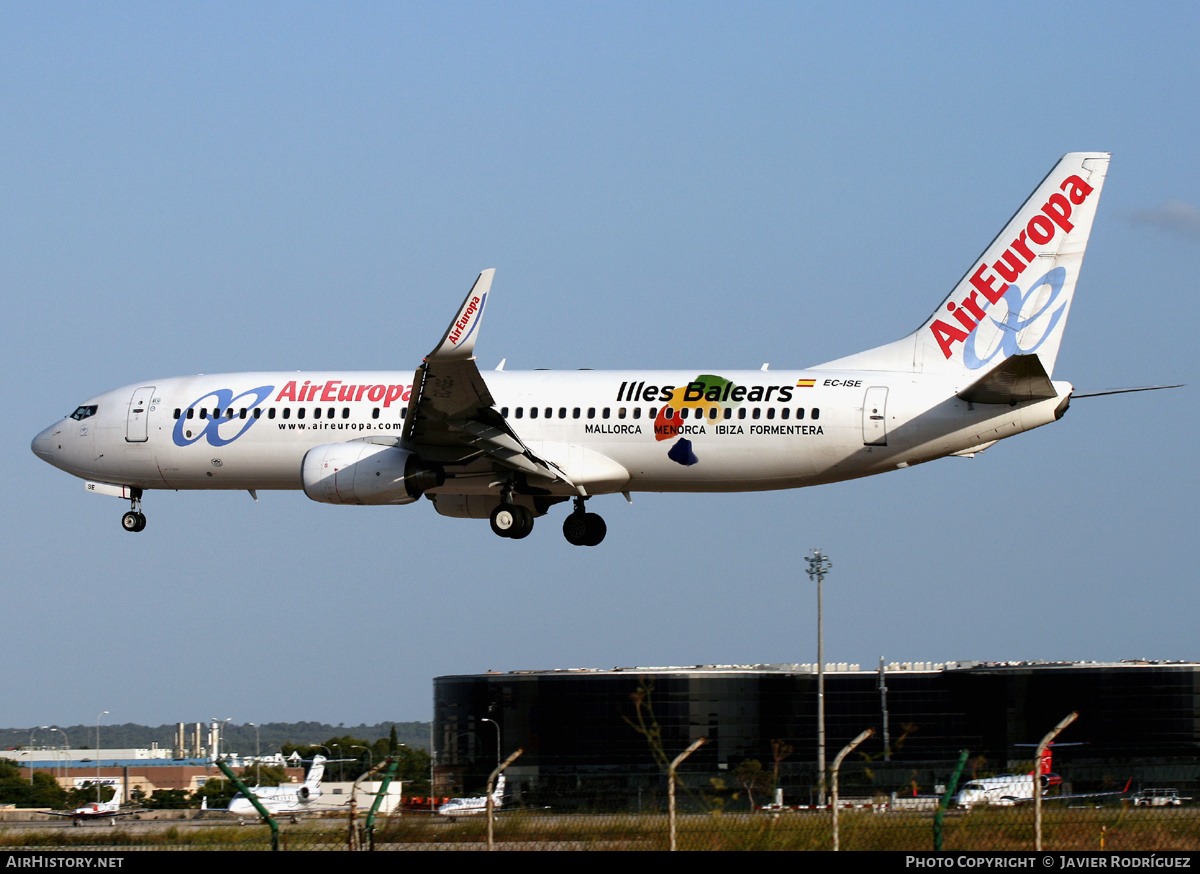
[433,661,1200,807]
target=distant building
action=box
[433,661,1200,807]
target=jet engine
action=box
[302,442,444,505]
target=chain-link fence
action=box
[0,786,1197,850]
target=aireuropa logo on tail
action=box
[448,293,486,346]
[930,173,1095,364]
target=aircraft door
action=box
[862,386,888,446]
[126,386,155,443]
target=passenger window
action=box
[515,408,523,418]
[602,408,610,419]
[545,407,552,419]
[559,408,567,419]
[796,408,805,419]
[400,408,407,419]
[781,408,790,420]
[187,408,195,419]
[328,407,335,419]
[572,408,581,419]
[766,408,775,420]
[812,408,820,420]
[298,408,306,419]
[618,407,627,419]
[239,408,247,419]
[737,408,747,420]
[372,408,380,419]
[679,408,689,420]
[752,408,761,419]
[173,409,181,420]
[530,407,538,419]
[268,408,276,419]
[199,409,208,420]
[632,408,641,420]
[665,408,675,420]
[314,407,322,419]
[709,407,718,420]
[283,408,291,419]
[723,408,732,420]
[587,408,595,419]
[648,407,658,419]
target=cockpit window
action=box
[69,405,98,421]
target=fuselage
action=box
[31,367,1072,500]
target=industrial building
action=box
[433,661,1200,808]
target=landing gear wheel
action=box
[563,511,606,546]
[121,511,146,533]
[582,512,606,546]
[490,504,533,539]
[508,506,533,540]
[563,512,588,545]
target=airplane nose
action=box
[31,425,59,462]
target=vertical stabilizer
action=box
[305,755,326,788]
[814,153,1109,377]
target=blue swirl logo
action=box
[172,385,275,447]
[963,268,1067,370]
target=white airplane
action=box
[954,746,1129,808]
[227,754,326,822]
[436,774,506,818]
[45,794,142,826]
[34,153,1158,545]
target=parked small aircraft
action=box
[227,755,326,823]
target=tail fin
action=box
[814,153,1109,377]
[1038,747,1053,776]
[305,755,326,787]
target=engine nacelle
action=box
[302,442,443,505]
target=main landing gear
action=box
[562,497,606,547]
[121,489,146,533]
[489,502,534,539]
[489,485,534,539]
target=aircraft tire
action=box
[490,504,519,538]
[508,506,534,540]
[582,513,606,546]
[122,511,144,532]
[563,512,588,546]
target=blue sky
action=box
[4,2,1197,730]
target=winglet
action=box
[427,269,495,361]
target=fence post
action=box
[668,737,707,851]
[487,748,523,851]
[934,749,970,851]
[1035,712,1078,851]
[831,728,873,851]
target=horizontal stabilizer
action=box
[957,354,1057,405]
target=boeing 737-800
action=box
[34,153,1132,545]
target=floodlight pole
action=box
[807,549,832,806]
[95,711,108,802]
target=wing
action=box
[400,270,577,491]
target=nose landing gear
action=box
[120,489,146,533]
